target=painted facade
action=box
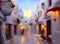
[33,0,60,44]
[0,0,17,44]
[45,0,60,44]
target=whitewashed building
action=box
[0,0,18,44]
[33,0,60,44]
[33,0,46,37]
[44,0,60,44]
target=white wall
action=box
[52,0,57,5]
[7,16,17,25]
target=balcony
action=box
[0,0,15,16]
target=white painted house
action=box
[0,0,17,44]
[33,0,60,44]
[44,0,60,44]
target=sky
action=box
[16,0,40,18]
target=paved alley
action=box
[14,34,48,44]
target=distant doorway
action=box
[39,24,41,34]
[14,25,17,35]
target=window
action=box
[0,21,2,25]
[49,0,52,6]
[21,17,23,19]
[5,24,11,40]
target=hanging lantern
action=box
[11,4,15,8]
[41,2,45,9]
[17,19,20,24]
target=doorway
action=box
[39,24,41,34]
[0,21,4,44]
[5,24,11,40]
[47,20,51,40]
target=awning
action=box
[46,1,60,13]
[47,7,60,12]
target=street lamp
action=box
[41,2,45,9]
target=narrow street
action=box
[0,0,60,44]
[13,26,48,44]
[14,34,47,44]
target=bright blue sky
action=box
[16,0,40,11]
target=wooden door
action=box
[39,24,41,34]
[47,20,51,40]
[14,25,17,35]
